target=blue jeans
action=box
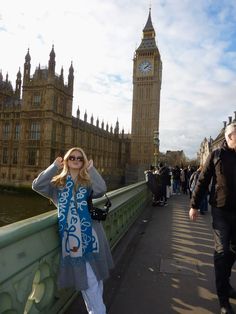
[173,179,180,194]
[199,194,208,212]
[212,207,236,304]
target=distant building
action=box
[198,137,212,166]
[0,10,161,189]
[165,150,186,167]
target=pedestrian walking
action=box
[189,165,208,214]
[159,162,170,205]
[172,165,181,194]
[189,123,236,314]
[187,165,195,198]
[32,147,114,314]
[180,167,188,194]
[145,165,161,206]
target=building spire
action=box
[84,110,87,122]
[77,105,80,119]
[23,48,31,82]
[15,67,22,99]
[90,114,94,125]
[143,8,155,35]
[60,67,64,82]
[68,61,74,94]
[48,45,56,76]
[25,48,31,63]
[136,9,157,51]
[115,118,119,134]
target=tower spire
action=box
[136,9,158,51]
[68,61,74,94]
[15,67,22,99]
[48,45,56,77]
[77,105,80,119]
[23,48,31,83]
[60,67,64,82]
[143,8,155,37]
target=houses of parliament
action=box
[0,10,162,189]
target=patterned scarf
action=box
[57,175,98,260]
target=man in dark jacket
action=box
[159,162,170,205]
[189,122,236,314]
[172,165,181,194]
[145,165,161,206]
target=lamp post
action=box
[153,130,160,168]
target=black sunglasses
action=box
[68,155,84,161]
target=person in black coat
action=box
[159,162,170,205]
[145,165,161,206]
[172,165,181,194]
[189,122,236,314]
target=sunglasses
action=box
[68,155,84,162]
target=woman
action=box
[32,147,114,314]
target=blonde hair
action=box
[51,147,91,188]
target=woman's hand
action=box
[87,159,93,170]
[54,157,64,170]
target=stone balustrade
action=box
[0,181,150,314]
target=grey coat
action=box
[32,163,114,291]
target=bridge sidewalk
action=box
[66,194,236,314]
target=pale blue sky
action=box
[1,0,236,158]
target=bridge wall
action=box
[0,181,150,314]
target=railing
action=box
[0,181,150,314]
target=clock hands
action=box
[138,61,152,73]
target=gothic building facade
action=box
[0,10,160,189]
[0,46,130,189]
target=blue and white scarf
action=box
[57,175,99,261]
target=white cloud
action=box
[1,0,236,158]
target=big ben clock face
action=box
[138,60,152,74]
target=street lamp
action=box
[153,130,160,168]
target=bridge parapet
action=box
[0,181,150,314]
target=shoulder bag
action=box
[87,193,112,221]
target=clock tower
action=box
[130,9,162,178]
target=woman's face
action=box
[67,150,84,170]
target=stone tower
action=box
[20,46,74,170]
[129,9,162,180]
